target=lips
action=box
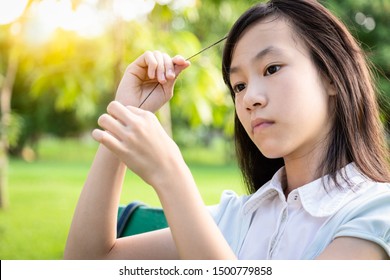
[251,118,274,133]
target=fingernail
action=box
[167,69,175,78]
[92,129,103,141]
[160,74,167,83]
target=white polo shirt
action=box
[209,163,390,259]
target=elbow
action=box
[63,245,89,260]
[63,239,115,260]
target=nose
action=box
[242,80,267,111]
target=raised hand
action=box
[115,51,190,112]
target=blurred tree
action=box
[0,0,31,209]
[323,0,390,132]
[13,29,116,150]
[7,0,251,156]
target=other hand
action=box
[92,101,184,187]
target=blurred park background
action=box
[0,0,389,259]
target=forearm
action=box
[64,145,126,259]
[155,162,236,260]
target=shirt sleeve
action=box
[333,192,390,256]
[207,190,250,254]
[302,184,390,259]
[208,190,241,224]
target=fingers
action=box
[172,55,191,76]
[92,102,134,153]
[140,51,190,84]
[95,101,135,140]
[162,53,176,80]
[143,51,172,84]
[91,128,120,149]
[92,101,161,166]
[93,101,149,144]
[96,113,123,140]
[106,100,133,125]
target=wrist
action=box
[151,156,195,196]
[114,96,137,107]
[113,97,158,113]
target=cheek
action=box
[234,97,244,119]
[280,77,328,114]
[235,104,252,133]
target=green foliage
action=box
[4,113,23,148]
[323,0,390,130]
[8,30,116,154]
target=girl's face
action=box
[230,18,335,162]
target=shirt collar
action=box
[243,163,368,217]
[243,167,285,215]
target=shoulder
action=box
[352,180,390,208]
[320,182,390,259]
[337,165,390,217]
[336,180,390,231]
[208,190,254,253]
[208,190,251,224]
[331,180,390,236]
[303,180,390,259]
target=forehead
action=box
[231,17,308,66]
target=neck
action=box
[283,159,320,196]
[282,141,328,196]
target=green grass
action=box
[0,137,244,259]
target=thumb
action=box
[172,55,191,77]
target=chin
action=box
[262,152,284,159]
[256,144,285,159]
[259,148,283,159]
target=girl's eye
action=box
[265,65,281,76]
[232,83,246,94]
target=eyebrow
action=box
[229,46,283,75]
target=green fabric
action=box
[117,203,168,237]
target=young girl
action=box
[64,0,390,260]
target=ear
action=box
[327,80,337,96]
[322,73,337,96]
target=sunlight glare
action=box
[170,0,196,11]
[59,2,107,38]
[156,0,173,4]
[113,0,155,21]
[25,0,107,44]
[0,0,29,25]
